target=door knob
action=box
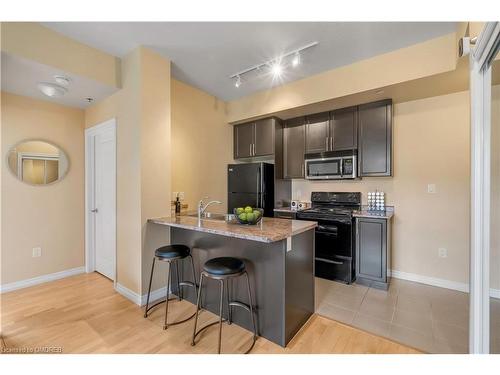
[91,208,98,213]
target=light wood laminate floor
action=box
[0,273,420,354]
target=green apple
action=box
[244,206,253,213]
[238,213,247,221]
[236,207,244,215]
[253,210,261,219]
[246,213,255,222]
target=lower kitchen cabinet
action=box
[355,217,392,290]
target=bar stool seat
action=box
[144,244,197,330]
[155,244,190,259]
[191,256,257,354]
[203,257,245,276]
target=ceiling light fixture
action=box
[271,62,282,77]
[235,75,242,88]
[229,41,318,86]
[53,75,71,86]
[37,82,68,98]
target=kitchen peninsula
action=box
[148,215,317,347]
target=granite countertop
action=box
[352,206,394,219]
[148,215,317,243]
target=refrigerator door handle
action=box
[256,166,261,207]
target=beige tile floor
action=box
[315,277,500,353]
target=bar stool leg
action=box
[226,279,232,325]
[191,273,205,346]
[163,261,172,330]
[245,271,257,342]
[144,257,156,318]
[217,279,225,354]
[189,255,198,297]
[175,261,182,301]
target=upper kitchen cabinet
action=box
[331,106,357,151]
[233,118,277,159]
[305,112,329,154]
[284,117,306,179]
[304,107,357,154]
[358,100,392,177]
[254,118,275,156]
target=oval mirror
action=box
[7,140,69,185]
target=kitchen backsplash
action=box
[291,179,395,206]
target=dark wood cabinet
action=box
[331,106,357,151]
[254,118,275,157]
[355,217,391,290]
[233,118,276,159]
[305,112,329,154]
[358,100,392,176]
[283,117,306,179]
[274,210,297,219]
[234,123,254,159]
[304,107,357,154]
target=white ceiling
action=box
[1,52,118,109]
[41,22,458,101]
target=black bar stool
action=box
[191,257,257,354]
[144,244,197,330]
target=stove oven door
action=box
[313,217,355,283]
[314,217,353,259]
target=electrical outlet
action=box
[427,184,436,194]
[178,192,185,200]
[32,247,42,257]
[438,247,447,258]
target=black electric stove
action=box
[296,192,361,284]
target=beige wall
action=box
[293,90,471,285]
[1,92,85,284]
[85,47,171,296]
[171,79,232,213]
[1,22,120,88]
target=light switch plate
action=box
[438,247,447,258]
[32,247,42,257]
[427,184,436,194]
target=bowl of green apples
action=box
[233,206,263,225]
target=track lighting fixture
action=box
[229,41,318,87]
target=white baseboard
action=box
[0,266,85,294]
[115,283,169,306]
[389,269,500,299]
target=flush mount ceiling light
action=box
[230,41,318,88]
[37,82,68,98]
[53,75,71,86]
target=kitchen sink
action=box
[186,212,235,221]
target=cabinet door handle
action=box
[249,144,252,156]
[253,143,256,156]
[330,136,333,150]
[325,137,328,150]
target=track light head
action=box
[292,52,301,67]
[235,75,242,88]
[271,62,282,77]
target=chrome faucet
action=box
[198,197,222,220]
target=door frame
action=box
[85,118,117,284]
[469,22,500,354]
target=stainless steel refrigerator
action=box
[227,162,274,217]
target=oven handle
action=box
[316,257,344,265]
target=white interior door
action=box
[86,120,116,281]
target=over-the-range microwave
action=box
[304,151,357,180]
